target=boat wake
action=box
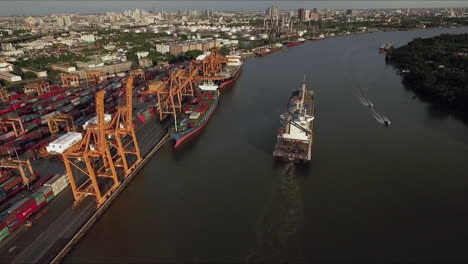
[353,87,374,108]
[245,163,305,264]
[354,87,391,126]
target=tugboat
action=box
[273,77,315,163]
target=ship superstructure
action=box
[273,77,315,162]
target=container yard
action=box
[0,48,242,263]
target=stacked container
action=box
[44,174,69,196]
[30,192,46,208]
[36,185,54,202]
[7,198,38,224]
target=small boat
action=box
[383,116,391,126]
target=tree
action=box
[184,50,203,60]
[219,46,230,56]
[23,72,37,80]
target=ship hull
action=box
[286,41,305,47]
[219,65,242,89]
[171,96,219,148]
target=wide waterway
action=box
[66,27,468,263]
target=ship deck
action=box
[273,89,314,162]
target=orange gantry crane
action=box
[45,114,75,134]
[105,77,141,176]
[0,117,25,137]
[0,159,36,185]
[148,49,227,120]
[0,89,9,102]
[61,74,80,88]
[62,90,120,207]
[130,69,145,81]
[24,81,50,95]
[85,71,106,84]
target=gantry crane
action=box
[0,158,36,185]
[0,117,25,137]
[45,114,75,134]
[148,48,228,120]
[130,69,145,81]
[105,77,141,176]
[85,71,106,84]
[0,89,9,102]
[62,90,120,207]
[61,74,80,88]
[24,81,50,95]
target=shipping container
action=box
[0,226,10,241]
[8,198,38,224]
[30,192,46,207]
[0,211,20,232]
[46,132,82,154]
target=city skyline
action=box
[1,1,468,15]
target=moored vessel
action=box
[169,82,220,148]
[273,77,315,163]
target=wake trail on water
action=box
[245,162,305,264]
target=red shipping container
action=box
[11,198,38,224]
[0,175,12,185]
[2,177,22,191]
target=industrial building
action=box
[0,71,22,82]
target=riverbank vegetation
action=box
[386,33,468,112]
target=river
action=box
[65,27,468,263]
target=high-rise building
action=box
[63,16,72,26]
[298,8,312,21]
[309,12,319,21]
[55,16,64,27]
[265,6,280,18]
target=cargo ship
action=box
[285,38,306,47]
[273,77,315,163]
[169,82,219,148]
[219,55,243,89]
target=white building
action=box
[0,72,22,82]
[0,62,14,72]
[1,43,13,51]
[155,44,170,54]
[1,50,24,57]
[136,51,149,59]
[80,34,96,43]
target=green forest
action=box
[386,33,468,112]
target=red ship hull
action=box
[219,66,242,89]
[286,41,305,47]
[174,103,219,148]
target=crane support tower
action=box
[85,71,106,84]
[147,48,227,120]
[0,159,36,185]
[24,81,50,95]
[130,69,145,81]
[46,114,76,134]
[0,117,25,137]
[61,74,80,88]
[62,90,120,207]
[105,77,142,176]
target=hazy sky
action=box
[1,1,467,15]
